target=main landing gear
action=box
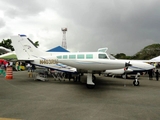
[86,73,96,89]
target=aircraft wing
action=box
[33,62,77,73]
[125,56,160,63]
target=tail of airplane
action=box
[11,35,47,61]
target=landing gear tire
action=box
[86,84,95,89]
[122,74,127,79]
[133,80,139,86]
[92,75,96,83]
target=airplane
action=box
[100,50,155,86]
[10,34,131,88]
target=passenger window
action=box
[77,54,84,59]
[69,55,76,59]
[99,54,108,59]
[57,56,62,59]
[86,54,93,59]
[63,55,67,59]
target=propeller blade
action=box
[125,61,132,67]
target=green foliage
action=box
[0,39,14,51]
[114,53,126,59]
[27,38,39,48]
[114,43,160,60]
[134,43,160,60]
[34,41,39,48]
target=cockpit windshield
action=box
[108,54,116,60]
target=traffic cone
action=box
[5,66,13,79]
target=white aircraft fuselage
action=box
[31,52,129,72]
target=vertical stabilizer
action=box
[11,35,46,60]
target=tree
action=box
[113,43,160,60]
[27,38,39,48]
[133,43,160,60]
[34,41,39,48]
[0,39,14,51]
[114,53,126,59]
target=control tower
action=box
[61,28,67,49]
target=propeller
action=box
[125,61,132,68]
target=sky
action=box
[0,0,160,55]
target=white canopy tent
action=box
[0,46,11,54]
[0,51,17,61]
[150,56,160,62]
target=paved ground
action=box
[0,71,160,120]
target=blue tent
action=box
[47,46,69,52]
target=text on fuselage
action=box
[39,59,58,64]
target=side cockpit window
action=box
[98,54,108,59]
[108,54,116,60]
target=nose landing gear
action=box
[133,78,139,86]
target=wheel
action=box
[122,74,127,79]
[86,84,95,89]
[92,75,96,80]
[133,80,139,86]
[92,75,96,83]
[77,75,81,82]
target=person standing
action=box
[31,64,36,72]
[15,62,19,71]
[26,63,31,77]
[26,63,31,72]
[155,70,159,81]
[0,62,6,76]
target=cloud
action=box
[0,0,160,55]
[1,0,45,18]
[0,18,5,28]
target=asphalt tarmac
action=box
[0,71,160,120]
